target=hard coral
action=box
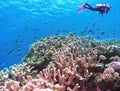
[1,34,120,91]
[101,68,119,82]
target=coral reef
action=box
[0,33,120,91]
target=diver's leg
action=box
[84,3,99,11]
[84,3,93,9]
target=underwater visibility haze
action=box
[0,0,120,91]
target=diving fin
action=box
[78,3,86,13]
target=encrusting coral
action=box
[0,33,120,91]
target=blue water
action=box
[0,0,120,70]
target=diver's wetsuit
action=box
[84,3,110,15]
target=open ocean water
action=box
[0,0,120,70]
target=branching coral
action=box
[1,34,120,91]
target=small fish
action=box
[101,32,105,35]
[71,28,75,31]
[80,31,84,35]
[7,49,16,56]
[25,27,28,29]
[0,62,4,67]
[5,42,9,45]
[16,54,21,58]
[88,30,94,34]
[19,40,24,43]
[96,37,100,39]
[15,39,19,43]
[33,36,37,40]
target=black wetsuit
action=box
[84,3,110,15]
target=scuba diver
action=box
[78,3,111,15]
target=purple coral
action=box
[109,61,120,70]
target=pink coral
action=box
[101,68,119,82]
[1,41,120,91]
[3,80,20,91]
[96,85,101,91]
